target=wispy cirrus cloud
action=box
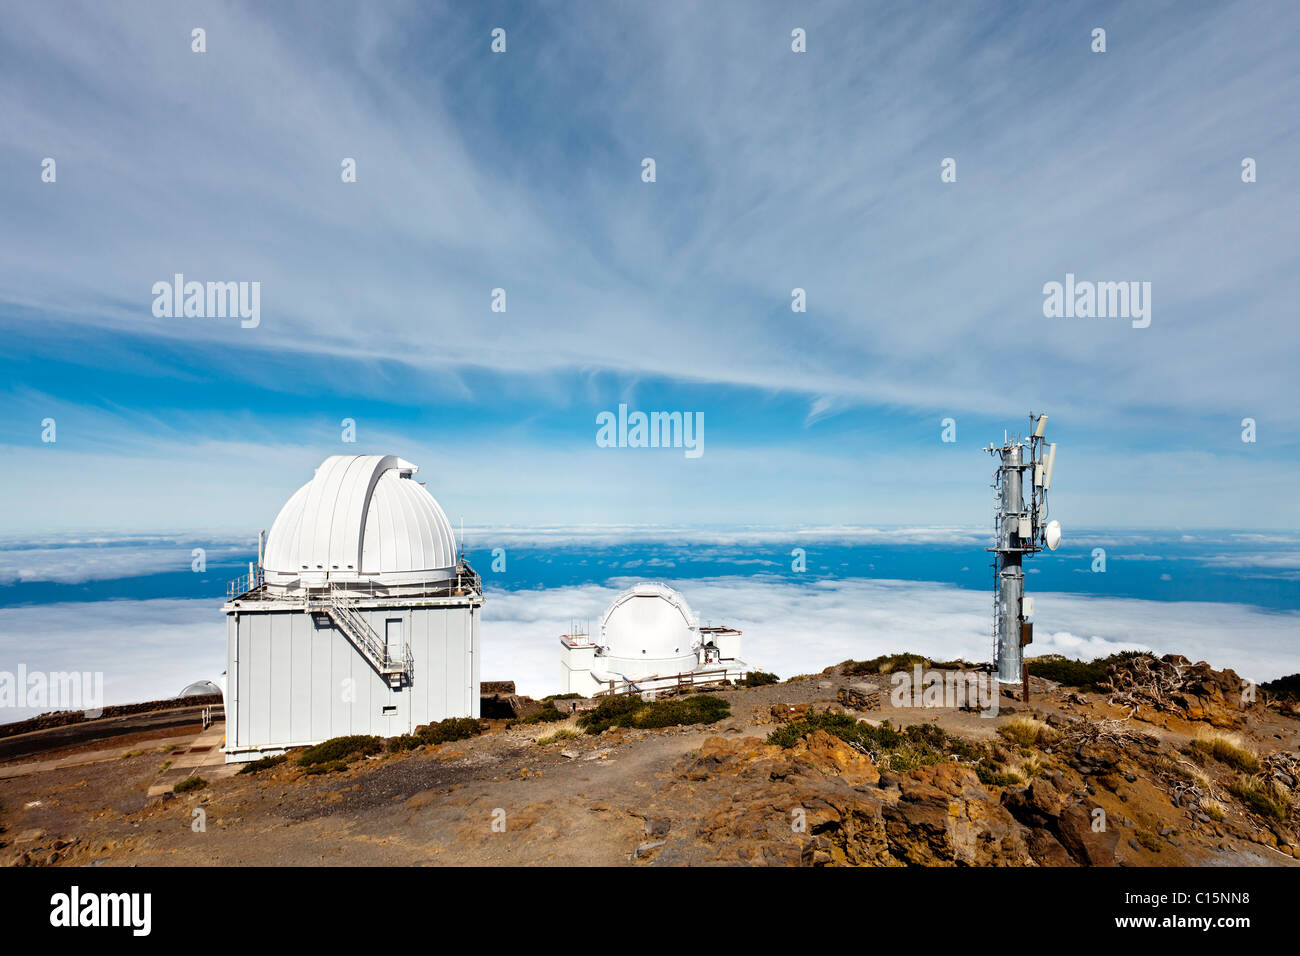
[1,1,1298,533]
[2,1,1298,418]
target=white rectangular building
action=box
[221,455,483,762]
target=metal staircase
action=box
[310,585,412,688]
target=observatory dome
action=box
[263,455,458,588]
[597,583,700,680]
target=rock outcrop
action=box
[838,682,882,711]
[882,763,1033,866]
[678,733,1037,866]
[1000,777,1118,866]
[1103,654,1252,729]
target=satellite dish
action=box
[1045,520,1062,551]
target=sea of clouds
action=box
[3,576,1296,721]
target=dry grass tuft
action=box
[997,716,1056,748]
[518,714,581,742]
[1189,728,1259,773]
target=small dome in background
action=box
[177,680,221,698]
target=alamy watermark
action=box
[49,886,150,936]
[152,274,260,328]
[890,664,999,717]
[1,666,104,718]
[1042,273,1150,329]
[596,403,703,459]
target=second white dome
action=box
[598,583,700,679]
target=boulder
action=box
[1055,802,1120,866]
[838,683,882,711]
[789,730,880,786]
[1001,778,1063,830]
[883,764,1035,866]
[770,703,811,723]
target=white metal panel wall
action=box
[227,603,479,756]
[290,615,312,742]
[226,615,239,746]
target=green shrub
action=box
[1262,673,1300,702]
[515,705,569,725]
[766,710,870,749]
[841,653,930,677]
[301,759,350,776]
[576,694,641,731]
[297,735,383,767]
[766,711,987,772]
[1025,651,1153,692]
[416,717,482,745]
[739,671,780,688]
[1134,828,1163,852]
[578,694,730,734]
[238,754,286,775]
[976,761,1023,787]
[385,717,483,753]
[543,693,584,702]
[173,776,208,793]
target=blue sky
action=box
[2,0,1299,534]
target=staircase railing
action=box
[311,585,412,682]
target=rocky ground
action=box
[1,655,1297,867]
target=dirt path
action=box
[0,730,206,781]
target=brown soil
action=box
[1,667,1297,867]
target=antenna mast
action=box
[985,412,1061,694]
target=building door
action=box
[385,618,404,664]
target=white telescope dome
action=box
[598,583,700,680]
[263,455,458,588]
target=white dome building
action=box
[560,583,748,697]
[262,455,459,590]
[598,584,700,681]
[221,455,483,762]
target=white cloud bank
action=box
[3,578,1296,724]
[0,541,250,585]
[0,598,224,722]
[485,576,1299,696]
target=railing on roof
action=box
[223,563,485,685]
[224,563,482,604]
[226,567,265,600]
